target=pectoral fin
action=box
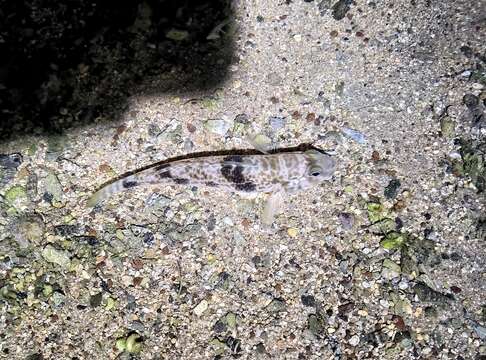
[262,191,284,226]
[247,133,273,154]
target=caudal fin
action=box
[87,175,140,207]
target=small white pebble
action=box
[223,217,234,226]
[362,281,372,289]
[193,300,209,316]
[357,309,368,317]
[380,299,390,308]
[398,280,409,290]
[348,335,360,346]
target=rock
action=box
[44,172,63,201]
[440,116,455,138]
[166,29,189,41]
[51,291,66,307]
[0,153,22,188]
[308,313,326,336]
[318,0,332,15]
[41,245,71,269]
[126,333,142,353]
[105,296,116,310]
[46,135,69,161]
[398,280,409,290]
[12,214,45,248]
[212,320,227,333]
[367,202,386,223]
[413,283,453,304]
[129,321,145,334]
[159,123,182,143]
[287,228,298,238]
[301,294,316,307]
[225,312,237,328]
[204,118,232,136]
[183,138,194,152]
[369,218,396,234]
[348,335,360,346]
[332,0,352,20]
[463,94,479,110]
[116,338,127,352]
[89,292,103,308]
[266,72,283,86]
[25,353,43,360]
[384,179,401,199]
[234,113,250,124]
[209,338,226,356]
[382,259,401,279]
[342,127,366,144]
[338,212,354,230]
[266,298,286,313]
[194,299,209,316]
[248,133,272,152]
[268,116,286,131]
[4,185,28,205]
[472,322,486,340]
[393,297,412,318]
[380,232,406,250]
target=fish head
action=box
[303,150,336,183]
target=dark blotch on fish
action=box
[223,155,244,163]
[123,179,138,188]
[221,164,246,184]
[155,163,171,171]
[235,182,256,192]
[173,178,189,185]
[158,170,172,179]
[205,181,218,187]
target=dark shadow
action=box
[0,0,235,141]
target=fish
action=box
[87,149,336,225]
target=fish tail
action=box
[87,174,142,207]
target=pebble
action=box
[51,291,66,307]
[287,228,299,237]
[398,280,409,290]
[204,118,232,136]
[165,29,189,41]
[440,116,456,138]
[12,214,45,248]
[357,309,368,317]
[332,0,352,20]
[342,127,366,144]
[222,217,234,226]
[338,212,354,230]
[268,116,286,131]
[384,179,401,199]
[379,299,390,308]
[382,259,401,276]
[41,245,71,269]
[5,185,28,205]
[44,172,64,201]
[194,299,209,316]
[349,335,360,346]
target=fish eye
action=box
[309,167,321,177]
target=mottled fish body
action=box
[88,150,336,223]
